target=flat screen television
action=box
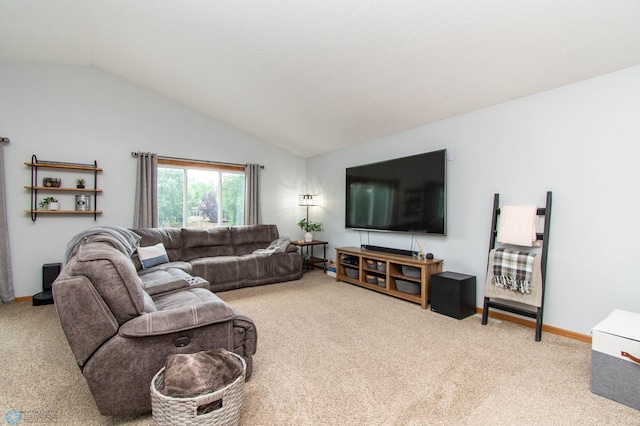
[345,149,446,235]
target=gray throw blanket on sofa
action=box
[63,226,141,265]
[252,236,291,256]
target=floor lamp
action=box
[298,194,318,241]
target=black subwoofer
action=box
[430,271,476,320]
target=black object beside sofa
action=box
[53,224,302,416]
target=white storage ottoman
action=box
[591,309,640,410]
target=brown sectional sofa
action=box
[53,225,302,416]
[132,224,303,292]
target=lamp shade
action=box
[298,194,318,206]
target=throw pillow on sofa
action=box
[137,242,170,269]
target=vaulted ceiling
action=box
[1,1,640,157]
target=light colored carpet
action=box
[1,270,638,425]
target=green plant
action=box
[38,196,58,209]
[75,178,85,186]
[297,218,323,233]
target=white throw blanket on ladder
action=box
[497,205,538,247]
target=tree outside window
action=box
[158,164,245,228]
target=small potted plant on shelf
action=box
[39,196,59,211]
[297,218,323,242]
[75,178,85,189]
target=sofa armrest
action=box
[141,276,189,296]
[53,275,119,367]
[118,300,234,337]
[139,268,209,296]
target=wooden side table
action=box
[291,240,328,272]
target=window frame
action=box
[157,158,245,228]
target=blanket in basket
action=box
[164,349,244,398]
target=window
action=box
[157,159,245,228]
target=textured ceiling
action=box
[1,1,640,157]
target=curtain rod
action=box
[0,137,9,144]
[131,152,263,169]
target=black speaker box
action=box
[361,244,417,257]
[430,271,476,320]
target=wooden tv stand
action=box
[336,247,443,309]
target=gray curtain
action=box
[0,141,14,303]
[244,164,261,225]
[133,152,158,228]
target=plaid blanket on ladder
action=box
[491,248,536,294]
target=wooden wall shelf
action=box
[24,162,103,172]
[25,155,103,221]
[24,210,103,214]
[24,186,103,192]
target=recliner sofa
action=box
[132,224,302,292]
[53,225,301,416]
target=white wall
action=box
[3,62,639,335]
[0,63,307,299]
[307,65,640,335]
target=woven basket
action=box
[150,352,246,426]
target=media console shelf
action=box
[336,246,443,309]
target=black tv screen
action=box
[345,149,446,235]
